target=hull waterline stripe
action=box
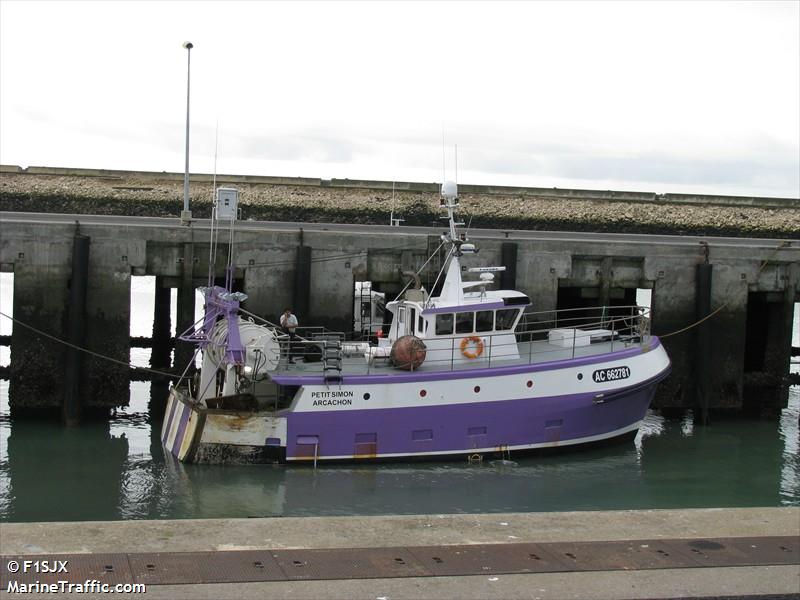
[285,420,643,461]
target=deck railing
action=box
[271,305,651,376]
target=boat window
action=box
[475,310,494,332]
[398,307,405,323]
[456,312,474,334]
[418,315,425,333]
[495,308,518,330]
[435,314,454,335]
[409,308,416,333]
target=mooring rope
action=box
[0,310,182,379]
[659,241,792,339]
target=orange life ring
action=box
[460,336,484,359]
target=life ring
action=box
[460,336,484,359]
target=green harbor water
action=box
[0,276,798,522]
[0,380,797,523]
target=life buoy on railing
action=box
[460,336,484,359]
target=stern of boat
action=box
[161,387,288,464]
[161,388,206,462]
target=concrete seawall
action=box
[1,213,797,417]
[1,165,798,237]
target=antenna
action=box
[181,41,194,225]
[464,215,473,238]
[213,118,219,191]
[454,144,458,186]
[389,181,395,226]
[207,119,220,288]
[441,124,446,184]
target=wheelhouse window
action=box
[435,313,454,335]
[418,315,425,333]
[455,312,474,334]
[475,310,494,332]
[495,308,518,330]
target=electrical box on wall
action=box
[215,187,239,220]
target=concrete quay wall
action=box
[1,165,798,238]
[0,215,797,416]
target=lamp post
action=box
[181,41,193,224]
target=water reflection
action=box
[151,443,649,519]
[4,419,128,522]
[778,387,800,505]
[1,382,799,523]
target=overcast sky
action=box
[1,1,798,198]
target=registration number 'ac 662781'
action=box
[592,366,631,383]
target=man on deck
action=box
[280,308,299,364]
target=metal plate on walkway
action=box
[2,535,797,586]
[0,553,132,586]
[545,540,691,571]
[663,537,800,568]
[271,547,430,580]
[407,543,568,576]
[726,536,800,565]
[128,551,284,584]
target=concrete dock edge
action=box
[1,508,798,599]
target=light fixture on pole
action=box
[181,41,193,224]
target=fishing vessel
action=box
[162,182,671,464]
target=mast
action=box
[436,181,467,305]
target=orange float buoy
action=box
[460,336,484,359]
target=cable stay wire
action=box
[0,310,182,380]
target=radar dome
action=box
[441,180,458,200]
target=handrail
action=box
[272,305,651,376]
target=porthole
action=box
[474,385,481,393]
[526,380,533,388]
[363,393,371,400]
[577,373,583,381]
[420,389,427,398]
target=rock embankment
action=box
[1,170,798,238]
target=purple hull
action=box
[284,374,664,460]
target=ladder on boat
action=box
[322,339,343,384]
[358,284,372,338]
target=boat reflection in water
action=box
[1,394,798,523]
